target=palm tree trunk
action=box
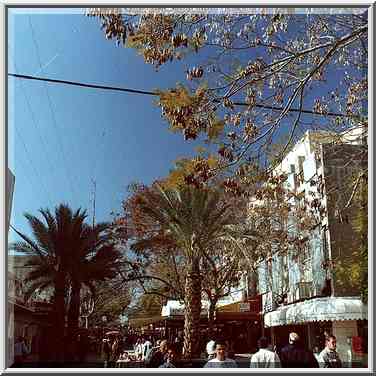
[66,280,81,362]
[207,299,217,339]
[67,280,81,334]
[182,257,202,359]
[53,271,67,362]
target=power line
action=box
[7,73,351,118]
[8,46,57,209]
[8,73,157,96]
[8,53,57,208]
[28,16,78,205]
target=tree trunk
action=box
[182,257,202,359]
[65,280,81,361]
[53,271,67,362]
[67,280,81,335]
[207,299,217,339]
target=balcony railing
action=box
[295,281,313,300]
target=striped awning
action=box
[264,297,367,327]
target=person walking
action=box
[14,336,30,365]
[203,340,238,368]
[279,332,319,368]
[134,337,143,360]
[142,336,153,361]
[111,336,121,362]
[250,337,281,368]
[174,331,184,356]
[318,335,342,368]
[147,339,169,368]
[159,346,178,368]
[206,339,216,360]
[102,337,111,366]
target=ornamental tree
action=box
[89,7,368,203]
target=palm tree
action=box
[66,227,121,336]
[10,205,86,360]
[9,204,121,360]
[125,183,238,358]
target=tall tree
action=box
[200,239,244,338]
[117,182,243,358]
[88,279,132,326]
[66,224,122,337]
[10,204,122,360]
[10,205,86,360]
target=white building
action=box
[257,129,368,366]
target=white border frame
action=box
[1,1,373,374]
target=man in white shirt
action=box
[206,339,216,360]
[250,337,281,368]
[318,335,342,368]
[142,336,153,361]
[204,340,238,368]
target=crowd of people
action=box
[250,333,342,368]
[100,330,343,368]
[204,332,342,368]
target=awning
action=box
[264,297,367,327]
[161,300,208,317]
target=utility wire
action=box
[28,16,77,205]
[8,52,56,209]
[8,73,156,96]
[8,72,350,119]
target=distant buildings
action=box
[7,169,55,365]
[8,255,54,365]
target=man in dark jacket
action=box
[280,332,319,368]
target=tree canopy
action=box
[89,8,367,197]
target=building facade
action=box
[8,255,54,365]
[257,130,368,366]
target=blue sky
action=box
[8,9,203,241]
[7,8,367,243]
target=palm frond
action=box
[24,213,55,255]
[10,226,46,258]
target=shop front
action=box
[215,299,261,354]
[264,296,368,367]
